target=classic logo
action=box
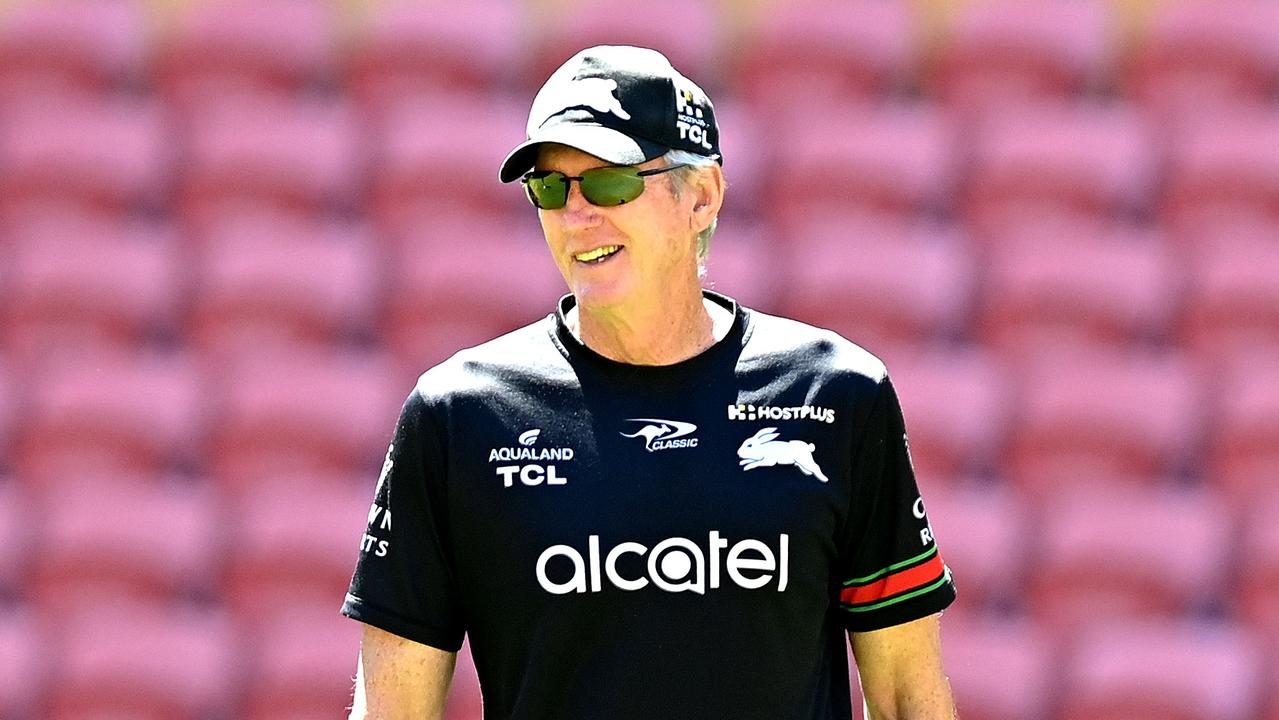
[620,418,699,452]
[530,75,631,130]
[737,427,830,483]
[727,403,836,424]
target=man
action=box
[343,45,957,720]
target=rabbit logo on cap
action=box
[737,428,829,483]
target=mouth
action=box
[573,245,623,265]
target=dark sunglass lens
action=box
[527,172,569,209]
[580,167,645,206]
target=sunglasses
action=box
[521,163,688,209]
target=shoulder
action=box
[742,309,889,386]
[410,315,566,405]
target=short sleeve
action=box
[341,386,466,651]
[836,376,956,632]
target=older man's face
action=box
[533,143,702,314]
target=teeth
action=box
[574,245,621,263]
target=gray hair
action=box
[662,149,722,270]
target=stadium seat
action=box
[941,617,1057,720]
[928,0,1111,115]
[384,220,565,371]
[178,96,365,227]
[0,608,47,720]
[346,0,528,112]
[0,480,31,598]
[887,348,1010,480]
[156,0,338,109]
[0,0,148,104]
[208,349,407,484]
[14,351,209,482]
[1059,620,1263,720]
[923,485,1028,617]
[1160,110,1279,238]
[1207,358,1279,500]
[1125,0,1279,118]
[776,216,975,353]
[530,0,718,93]
[975,225,1179,359]
[732,0,918,111]
[45,600,238,720]
[1,216,184,363]
[1262,644,1279,720]
[770,104,958,228]
[241,597,362,720]
[1004,349,1204,487]
[444,638,484,720]
[188,214,381,360]
[699,225,780,315]
[369,96,529,234]
[708,98,766,222]
[0,96,171,219]
[221,478,369,623]
[1238,488,1279,642]
[1027,486,1232,630]
[0,360,16,468]
[962,103,1157,240]
[28,477,224,618]
[1180,236,1279,369]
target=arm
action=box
[350,623,457,720]
[850,613,956,720]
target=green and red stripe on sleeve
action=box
[840,545,950,613]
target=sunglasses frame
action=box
[521,163,689,209]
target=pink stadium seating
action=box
[208,349,406,483]
[770,104,957,228]
[1180,236,1279,369]
[707,98,766,220]
[530,0,717,93]
[929,0,1111,114]
[1,216,183,363]
[1161,110,1279,237]
[45,600,238,720]
[941,617,1056,720]
[157,0,337,109]
[888,348,1009,480]
[384,220,565,371]
[0,97,171,219]
[445,639,484,720]
[699,225,780,314]
[178,96,364,227]
[0,361,15,466]
[0,480,31,597]
[1126,0,1279,118]
[923,485,1028,617]
[241,597,361,720]
[777,216,975,353]
[0,0,147,103]
[1238,489,1279,642]
[1263,644,1279,720]
[188,214,381,360]
[732,0,917,111]
[369,96,528,234]
[1004,350,1203,487]
[0,608,47,720]
[1207,358,1279,500]
[976,225,1179,359]
[221,478,368,623]
[347,0,527,111]
[1059,620,1263,720]
[15,351,208,482]
[963,103,1157,240]
[29,477,223,617]
[1027,486,1232,630]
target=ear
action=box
[687,163,725,232]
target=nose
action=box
[556,178,602,228]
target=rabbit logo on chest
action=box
[737,427,830,483]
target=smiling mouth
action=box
[573,245,623,264]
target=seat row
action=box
[2,95,1277,238]
[3,0,1277,119]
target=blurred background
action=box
[0,0,1277,718]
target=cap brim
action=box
[499,124,667,183]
